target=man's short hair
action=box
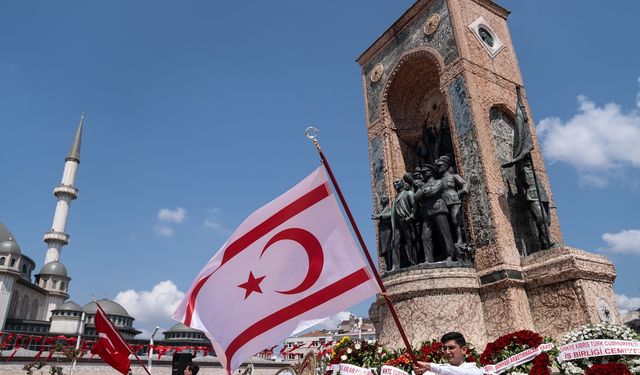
[187,363,200,374]
[440,332,466,347]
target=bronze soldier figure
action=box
[515,157,552,250]
[391,179,418,269]
[435,155,469,244]
[372,196,393,270]
[414,165,456,261]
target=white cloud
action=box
[578,174,608,189]
[154,224,174,237]
[616,293,640,314]
[538,85,640,187]
[158,207,187,223]
[601,229,640,255]
[114,280,185,324]
[538,96,640,169]
[203,207,231,235]
[204,220,224,230]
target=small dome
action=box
[38,261,68,277]
[0,223,13,242]
[0,223,21,255]
[165,322,204,334]
[0,239,21,256]
[54,300,84,312]
[83,299,131,317]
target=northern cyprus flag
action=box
[173,166,380,373]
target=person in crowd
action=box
[184,363,200,375]
[413,332,483,375]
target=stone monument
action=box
[358,0,620,349]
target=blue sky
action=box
[1,1,639,338]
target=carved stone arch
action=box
[378,47,453,177]
[380,46,446,109]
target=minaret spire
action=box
[66,112,84,163]
[39,114,85,319]
[43,113,85,264]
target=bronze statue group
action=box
[373,154,470,271]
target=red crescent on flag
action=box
[183,183,330,326]
[261,228,324,295]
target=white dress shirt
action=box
[426,362,484,375]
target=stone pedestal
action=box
[370,264,487,347]
[523,247,620,338]
[370,246,619,349]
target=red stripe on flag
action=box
[184,182,331,326]
[224,268,372,373]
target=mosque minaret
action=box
[38,113,84,319]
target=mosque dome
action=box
[0,223,21,255]
[163,322,207,342]
[55,300,84,313]
[38,261,68,277]
[83,299,131,317]
[0,239,21,256]
[166,322,203,334]
[0,223,13,242]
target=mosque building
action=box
[0,115,146,340]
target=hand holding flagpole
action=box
[304,126,419,366]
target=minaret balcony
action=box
[53,185,79,199]
[43,231,69,245]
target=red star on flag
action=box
[238,271,266,299]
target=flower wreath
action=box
[480,330,555,375]
[326,336,390,371]
[558,323,640,375]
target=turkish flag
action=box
[91,306,132,374]
[173,166,380,373]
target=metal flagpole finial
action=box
[305,126,322,151]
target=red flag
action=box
[173,166,380,373]
[90,304,132,374]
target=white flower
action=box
[347,348,353,354]
[341,355,347,361]
[354,344,361,350]
[377,347,383,354]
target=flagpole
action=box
[305,127,420,366]
[93,299,153,375]
[70,311,86,375]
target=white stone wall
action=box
[0,273,15,329]
[12,282,47,320]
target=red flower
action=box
[529,352,550,375]
[480,330,544,365]
[585,363,632,375]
